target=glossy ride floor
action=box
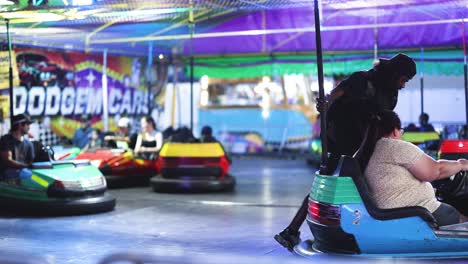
[0,158,464,264]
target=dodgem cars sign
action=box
[12,48,152,118]
[13,85,149,117]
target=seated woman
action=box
[363,110,468,226]
[134,116,163,160]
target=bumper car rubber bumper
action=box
[104,174,153,188]
[0,193,116,215]
[150,174,235,192]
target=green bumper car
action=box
[0,160,116,215]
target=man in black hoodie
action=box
[275,53,417,251]
[325,53,416,166]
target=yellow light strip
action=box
[94,8,186,18]
[85,6,145,52]
[85,21,117,53]
[134,159,145,165]
[63,8,108,21]
[189,0,193,22]
[146,9,210,37]
[0,11,66,23]
[31,175,49,187]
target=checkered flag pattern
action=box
[37,123,61,147]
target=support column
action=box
[102,49,109,131]
[314,0,327,166]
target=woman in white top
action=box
[362,110,468,226]
[134,116,163,159]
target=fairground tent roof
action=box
[0,0,467,76]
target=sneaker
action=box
[274,228,301,251]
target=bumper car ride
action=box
[295,156,468,258]
[151,142,235,192]
[75,149,158,184]
[0,160,115,215]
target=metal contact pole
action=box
[463,21,468,125]
[420,47,424,115]
[102,49,109,131]
[189,1,194,132]
[148,41,153,116]
[314,0,327,166]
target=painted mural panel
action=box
[0,47,166,144]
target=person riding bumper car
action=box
[296,155,468,258]
[0,143,115,215]
[296,111,468,258]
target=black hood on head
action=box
[379,53,417,80]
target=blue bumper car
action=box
[295,155,468,258]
